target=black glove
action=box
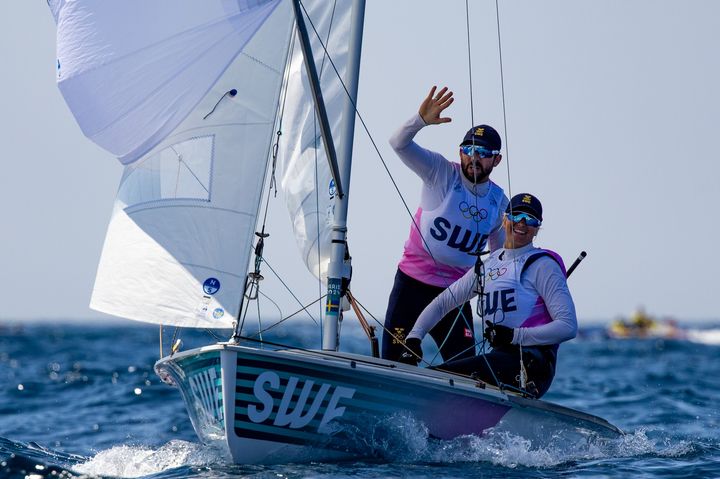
[483,320,514,348]
[398,337,422,366]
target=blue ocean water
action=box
[1,320,719,478]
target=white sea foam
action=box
[71,440,220,478]
[686,328,720,346]
[68,427,693,474]
[358,416,692,468]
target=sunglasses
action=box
[460,145,499,158]
[506,212,541,227]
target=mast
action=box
[291,0,344,199]
[291,0,364,350]
[321,0,365,350]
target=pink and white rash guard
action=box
[390,114,508,287]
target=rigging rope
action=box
[252,294,326,337]
[465,0,475,127]
[494,0,513,216]
[257,290,284,324]
[255,251,320,325]
[491,0,528,391]
[426,0,526,395]
[349,294,431,367]
[431,0,492,364]
[346,290,379,357]
[267,33,296,204]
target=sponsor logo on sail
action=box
[203,278,220,295]
[212,308,225,319]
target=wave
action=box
[72,440,221,478]
[332,412,697,468]
[0,427,711,479]
[686,328,720,346]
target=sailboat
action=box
[49,0,622,464]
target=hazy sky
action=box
[1,1,719,325]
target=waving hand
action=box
[419,86,454,125]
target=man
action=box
[382,86,509,363]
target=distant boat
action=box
[49,0,622,464]
[607,309,686,340]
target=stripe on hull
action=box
[175,352,225,437]
[232,352,511,447]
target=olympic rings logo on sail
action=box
[459,201,488,222]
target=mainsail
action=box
[277,1,353,282]
[50,1,296,327]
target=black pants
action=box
[381,269,475,362]
[435,345,557,397]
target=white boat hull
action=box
[155,343,622,464]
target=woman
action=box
[399,193,577,397]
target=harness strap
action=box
[521,251,566,276]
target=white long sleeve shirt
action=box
[408,244,578,346]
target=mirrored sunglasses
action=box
[460,145,499,158]
[506,212,541,227]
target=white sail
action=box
[53,0,282,164]
[277,0,352,282]
[51,1,296,328]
